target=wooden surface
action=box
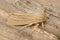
[0,0,60,40]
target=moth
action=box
[7,11,47,32]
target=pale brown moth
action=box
[7,11,47,32]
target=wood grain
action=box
[0,0,60,40]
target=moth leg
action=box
[42,22,45,32]
[33,24,40,32]
[19,24,33,31]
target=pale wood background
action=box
[0,0,60,40]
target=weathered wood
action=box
[36,0,60,38]
[0,0,60,40]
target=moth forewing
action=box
[7,12,47,25]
